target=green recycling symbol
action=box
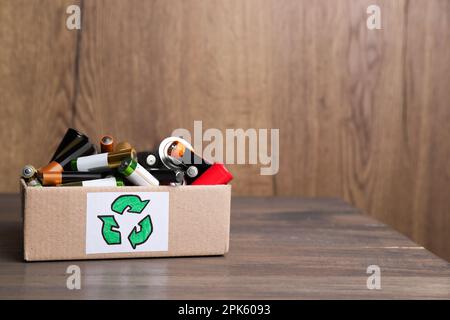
[98,195,153,249]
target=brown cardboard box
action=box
[21,180,231,261]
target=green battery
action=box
[119,158,159,186]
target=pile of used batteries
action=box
[21,128,233,187]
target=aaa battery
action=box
[59,177,124,187]
[71,148,136,172]
[100,135,114,153]
[40,172,104,186]
[118,158,159,186]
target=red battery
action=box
[191,163,233,185]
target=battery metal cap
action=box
[22,165,37,179]
[100,135,114,153]
[186,166,198,178]
[174,170,185,183]
[146,154,157,166]
[101,135,113,145]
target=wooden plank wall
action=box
[1,0,449,261]
[0,0,80,187]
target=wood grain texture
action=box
[402,0,450,267]
[264,0,450,261]
[0,0,80,191]
[0,194,449,299]
[0,0,449,261]
[74,0,275,196]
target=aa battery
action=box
[40,172,105,186]
[40,140,97,173]
[118,158,159,186]
[71,148,136,172]
[50,128,89,162]
[100,135,114,153]
[59,177,124,187]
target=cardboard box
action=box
[21,180,231,261]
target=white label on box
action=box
[86,192,169,254]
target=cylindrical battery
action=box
[50,128,88,162]
[191,163,233,185]
[39,140,97,173]
[71,149,136,172]
[118,158,159,186]
[100,135,114,153]
[58,177,124,187]
[40,172,105,186]
[148,169,185,185]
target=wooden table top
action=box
[0,194,448,299]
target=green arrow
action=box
[111,195,149,215]
[98,215,121,245]
[128,215,153,249]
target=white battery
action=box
[73,153,109,172]
[119,158,159,186]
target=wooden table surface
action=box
[0,194,448,299]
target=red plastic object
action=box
[191,163,233,185]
